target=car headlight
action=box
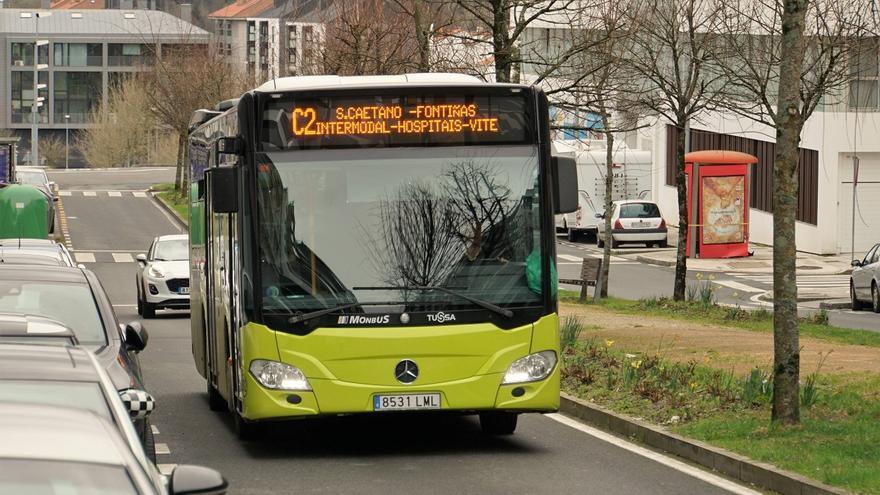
[147,265,165,279]
[502,351,557,384]
[249,360,312,391]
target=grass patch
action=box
[561,335,880,493]
[560,290,880,349]
[153,183,188,225]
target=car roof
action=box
[156,234,188,242]
[0,343,99,381]
[0,238,58,247]
[0,403,127,465]
[613,200,659,205]
[0,265,87,283]
[0,252,67,266]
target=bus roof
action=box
[255,73,503,93]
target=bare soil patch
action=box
[560,303,880,375]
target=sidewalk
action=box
[630,243,854,276]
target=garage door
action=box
[839,154,880,255]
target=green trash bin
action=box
[0,184,50,239]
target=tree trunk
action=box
[673,122,688,301]
[771,0,808,426]
[600,112,613,297]
[492,0,511,83]
[174,131,186,192]
[413,1,431,72]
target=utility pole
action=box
[65,114,70,170]
[26,11,51,167]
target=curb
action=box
[635,255,676,267]
[559,393,850,495]
[148,188,188,232]
[819,301,851,310]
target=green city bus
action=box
[187,74,576,438]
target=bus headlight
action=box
[502,351,557,384]
[249,360,312,391]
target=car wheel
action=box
[659,240,668,248]
[207,379,227,412]
[136,283,144,316]
[597,236,605,248]
[567,229,578,242]
[851,282,864,311]
[142,301,156,319]
[142,418,157,464]
[873,283,880,314]
[611,237,621,249]
[479,412,518,435]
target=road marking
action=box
[83,191,96,197]
[149,194,185,233]
[67,216,77,219]
[157,464,177,475]
[155,443,171,455]
[557,254,584,262]
[112,252,134,263]
[71,249,142,253]
[546,414,761,495]
[133,191,148,198]
[712,280,765,294]
[59,191,71,197]
[151,424,160,434]
[108,191,122,197]
[75,252,95,263]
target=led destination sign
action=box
[264,93,531,149]
[291,104,500,137]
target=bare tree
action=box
[38,135,66,169]
[717,0,872,424]
[79,75,155,168]
[623,0,729,301]
[389,0,459,72]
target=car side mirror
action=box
[48,181,56,191]
[124,321,148,352]
[136,254,147,266]
[852,260,862,267]
[552,156,577,214]
[119,389,156,420]
[169,465,228,495]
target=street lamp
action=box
[64,114,70,170]
[22,11,51,167]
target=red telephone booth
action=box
[684,150,758,258]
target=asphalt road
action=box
[49,168,756,495]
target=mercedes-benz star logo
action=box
[394,360,419,384]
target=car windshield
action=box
[152,239,188,261]
[16,171,45,187]
[619,203,661,219]
[0,381,111,421]
[0,282,105,346]
[0,460,137,494]
[254,145,544,317]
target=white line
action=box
[149,194,184,233]
[59,191,72,197]
[67,216,77,219]
[546,414,761,495]
[133,191,148,198]
[151,424,159,434]
[71,249,142,253]
[558,254,584,262]
[712,280,765,294]
[157,464,177,476]
[108,191,122,197]
[82,191,96,197]
[112,253,134,263]
[155,443,171,455]
[74,252,95,263]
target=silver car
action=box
[0,402,228,495]
[136,234,190,318]
[850,243,880,312]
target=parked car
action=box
[0,343,157,462]
[136,234,190,318]
[850,243,880,312]
[596,200,668,249]
[14,166,57,233]
[0,265,153,448]
[0,238,74,266]
[0,403,228,495]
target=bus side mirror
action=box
[552,156,577,214]
[209,167,238,214]
[217,137,242,155]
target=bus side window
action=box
[197,179,205,200]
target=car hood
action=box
[146,260,188,279]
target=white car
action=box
[136,234,190,318]
[850,242,880,312]
[596,200,668,249]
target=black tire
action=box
[235,412,262,441]
[873,283,880,314]
[851,282,864,311]
[207,380,227,412]
[659,240,668,248]
[567,229,578,242]
[136,283,144,316]
[611,238,621,249]
[597,236,605,248]
[142,419,157,464]
[142,301,156,319]
[479,412,518,435]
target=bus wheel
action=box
[479,412,518,435]
[234,412,262,441]
[207,380,226,412]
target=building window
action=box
[10,71,49,124]
[54,43,103,67]
[11,42,49,67]
[108,43,150,66]
[54,72,103,124]
[849,38,879,109]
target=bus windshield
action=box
[254,145,544,320]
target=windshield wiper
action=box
[285,300,405,324]
[352,286,514,318]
